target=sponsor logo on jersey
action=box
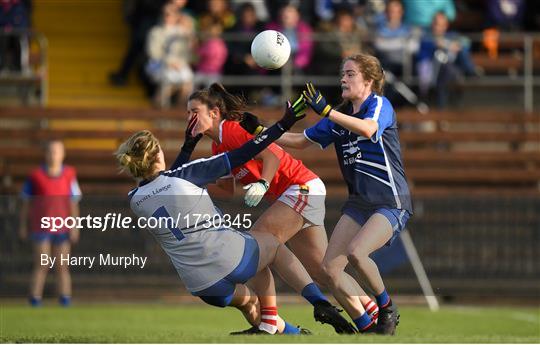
[234,167,250,180]
[254,133,268,144]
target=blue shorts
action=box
[192,233,259,308]
[31,232,70,245]
[342,207,410,246]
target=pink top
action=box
[266,21,313,70]
[197,38,228,74]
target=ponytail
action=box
[189,83,247,121]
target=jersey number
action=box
[152,206,185,241]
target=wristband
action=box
[257,179,270,191]
[253,125,265,136]
[321,105,333,118]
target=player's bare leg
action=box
[251,201,304,243]
[30,241,51,305]
[252,232,313,293]
[246,267,286,333]
[346,214,392,297]
[289,224,376,318]
[53,241,72,305]
[229,284,260,327]
[251,231,356,334]
[249,201,303,328]
[252,201,371,332]
[286,225,327,285]
[346,213,399,335]
[230,269,301,335]
[322,215,368,319]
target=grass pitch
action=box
[1,303,539,343]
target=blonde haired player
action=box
[115,99,353,335]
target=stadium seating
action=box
[0,107,538,197]
[31,0,148,108]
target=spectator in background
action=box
[170,0,196,33]
[266,0,315,27]
[312,8,368,76]
[523,0,540,31]
[224,3,265,76]
[310,7,368,103]
[486,0,525,31]
[204,0,236,31]
[267,4,313,73]
[314,0,364,23]
[222,3,266,97]
[146,3,193,108]
[482,0,525,60]
[170,0,196,60]
[0,0,31,73]
[374,0,420,107]
[402,0,455,29]
[0,0,30,29]
[19,140,82,307]
[374,0,419,76]
[194,16,228,88]
[231,0,269,22]
[109,0,167,88]
[416,12,477,108]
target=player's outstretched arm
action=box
[169,116,203,170]
[303,82,378,139]
[240,111,312,149]
[227,95,307,169]
[165,96,307,187]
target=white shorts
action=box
[277,178,326,227]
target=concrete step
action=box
[33,0,142,108]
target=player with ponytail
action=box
[115,99,355,335]
[188,83,382,334]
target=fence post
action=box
[524,35,533,113]
[281,59,293,104]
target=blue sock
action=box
[282,322,301,334]
[301,283,328,306]
[59,295,71,307]
[353,313,373,332]
[376,289,390,308]
[29,296,42,307]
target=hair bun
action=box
[119,152,132,166]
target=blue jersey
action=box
[304,93,412,213]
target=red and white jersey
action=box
[211,120,318,201]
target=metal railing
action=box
[0,29,48,106]
[213,32,540,112]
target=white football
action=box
[251,30,291,70]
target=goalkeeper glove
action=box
[182,116,203,153]
[303,82,332,117]
[276,94,307,132]
[243,179,270,207]
[240,112,265,135]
